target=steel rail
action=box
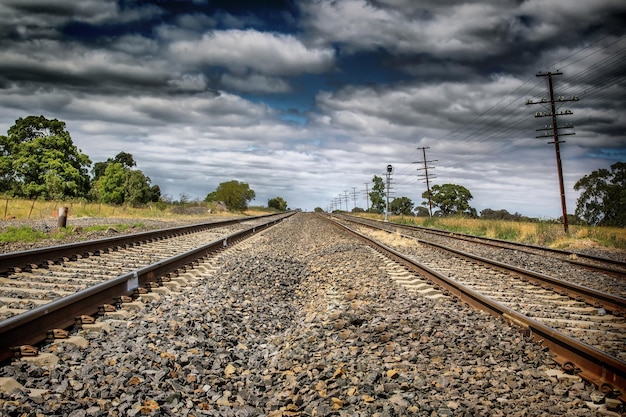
[337,215,626,314]
[338,214,626,276]
[420,239,626,315]
[326,215,626,401]
[0,212,293,363]
[0,213,282,274]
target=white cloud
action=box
[169,29,335,76]
[220,73,291,94]
[0,39,169,89]
[301,0,626,60]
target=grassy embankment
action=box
[0,198,275,243]
[355,213,626,251]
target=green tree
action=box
[480,208,529,221]
[147,184,162,204]
[268,196,288,211]
[113,151,136,169]
[574,162,626,227]
[314,207,324,212]
[92,151,137,181]
[205,180,255,211]
[95,163,127,204]
[390,196,414,215]
[414,206,430,217]
[0,115,91,199]
[125,170,152,207]
[369,175,386,213]
[425,184,476,217]
[91,152,160,206]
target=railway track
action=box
[0,213,623,415]
[0,212,294,363]
[326,214,626,403]
[337,214,626,282]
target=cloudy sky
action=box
[1,0,624,217]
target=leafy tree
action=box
[390,196,414,215]
[414,206,430,217]
[0,115,91,199]
[113,151,136,169]
[205,180,255,211]
[369,175,386,213]
[92,151,137,181]
[314,207,324,212]
[125,170,152,207]
[147,184,162,203]
[91,152,160,206]
[574,162,626,227]
[44,170,65,201]
[424,183,476,217]
[95,163,127,204]
[480,208,530,222]
[268,196,288,211]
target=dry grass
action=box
[0,197,250,222]
[366,228,420,248]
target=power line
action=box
[388,32,625,202]
[335,32,625,214]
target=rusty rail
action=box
[0,213,285,274]
[327,215,626,401]
[336,214,626,277]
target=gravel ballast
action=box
[0,213,619,416]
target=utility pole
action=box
[343,191,349,212]
[526,71,578,233]
[413,147,437,217]
[352,187,358,210]
[363,182,370,212]
[384,164,393,222]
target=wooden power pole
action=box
[526,71,578,233]
[414,147,437,217]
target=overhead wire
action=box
[391,33,626,201]
[332,31,625,208]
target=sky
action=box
[0,0,625,218]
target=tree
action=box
[92,151,137,181]
[125,170,152,207]
[480,208,530,221]
[574,162,626,227]
[113,151,136,169]
[390,196,414,215]
[424,183,476,217]
[205,180,255,211]
[414,206,430,217]
[268,196,288,211]
[95,163,127,204]
[369,175,386,213]
[0,115,91,199]
[91,152,160,206]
